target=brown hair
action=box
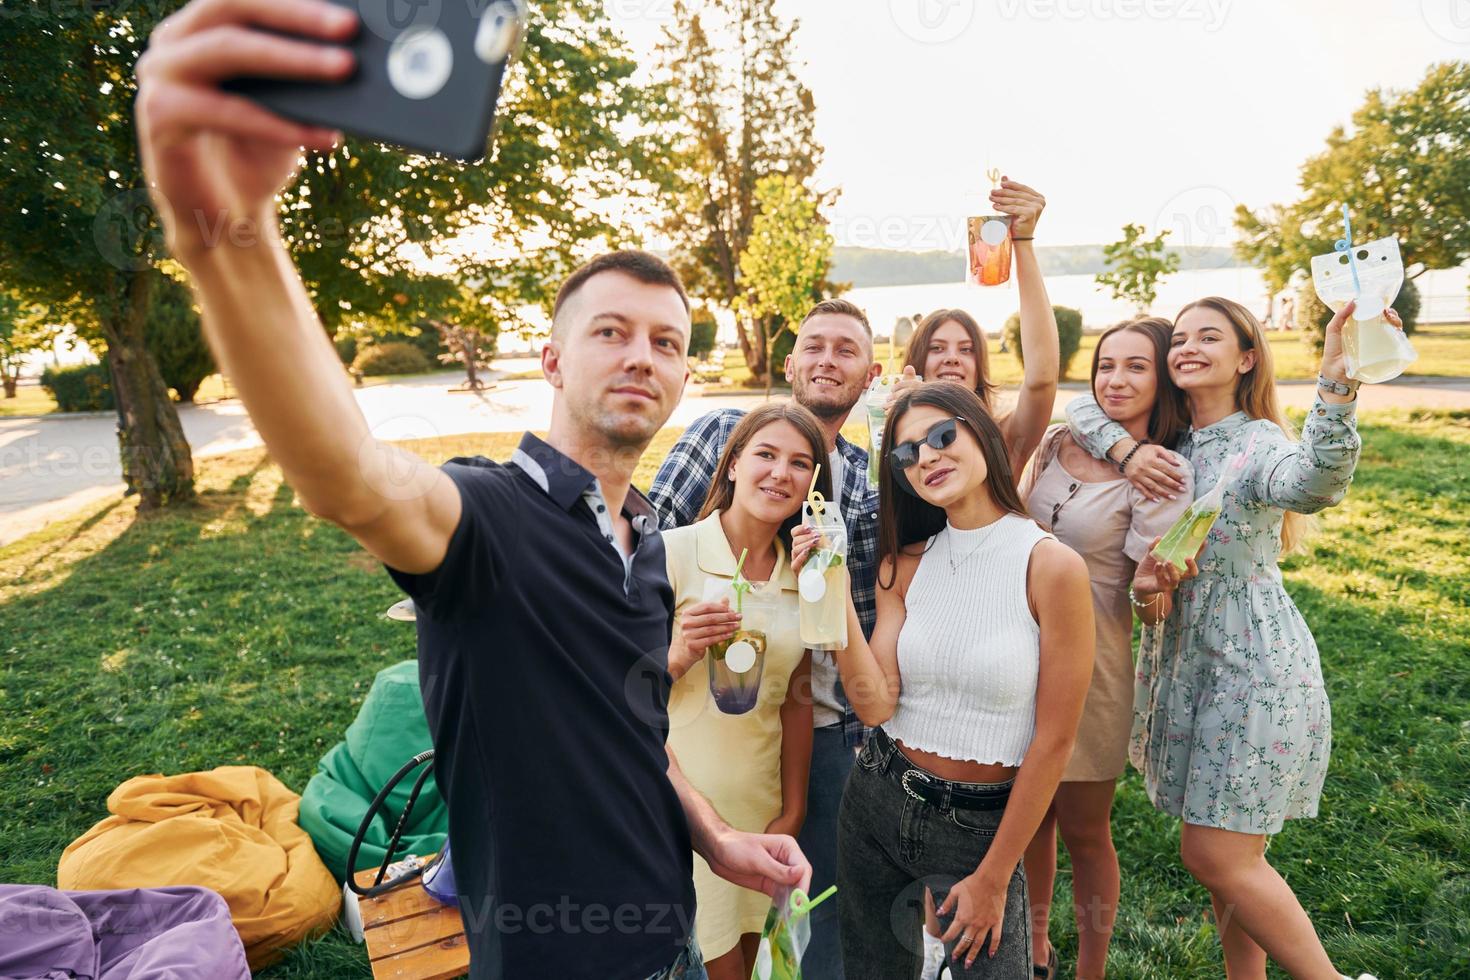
[903,309,998,412]
[1089,316,1188,450]
[800,298,872,336]
[1175,296,1311,553]
[697,402,834,543]
[876,382,1029,589]
[552,250,689,321]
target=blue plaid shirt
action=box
[648,408,879,746]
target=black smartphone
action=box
[223,0,526,162]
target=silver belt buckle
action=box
[900,768,932,804]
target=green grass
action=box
[0,384,60,416]
[1,416,1467,978]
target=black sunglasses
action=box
[889,417,966,471]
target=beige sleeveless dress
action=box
[1022,425,1194,781]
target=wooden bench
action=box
[352,858,469,980]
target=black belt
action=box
[872,728,1013,812]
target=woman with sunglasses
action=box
[793,382,1095,978]
[1015,317,1195,980]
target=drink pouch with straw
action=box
[798,470,849,651]
[864,375,903,488]
[701,548,771,715]
[751,885,837,980]
[1310,206,1416,383]
[1151,432,1257,572]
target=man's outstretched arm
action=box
[184,241,461,574]
[135,0,460,574]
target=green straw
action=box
[731,547,751,614]
[789,885,837,920]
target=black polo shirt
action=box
[386,433,695,980]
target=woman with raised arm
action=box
[1065,297,1384,980]
[895,179,1059,477]
[795,382,1095,978]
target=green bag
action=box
[299,661,448,881]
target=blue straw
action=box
[1334,204,1362,297]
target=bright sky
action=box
[607,0,1470,250]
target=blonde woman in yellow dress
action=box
[663,402,833,980]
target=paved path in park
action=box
[5,369,1470,547]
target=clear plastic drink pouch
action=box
[864,375,902,488]
[798,499,848,651]
[1310,230,1416,383]
[751,886,836,980]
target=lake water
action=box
[842,265,1470,338]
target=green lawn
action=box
[1,414,1467,978]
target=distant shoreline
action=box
[831,243,1250,289]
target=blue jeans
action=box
[795,722,857,980]
[837,728,1031,979]
[643,934,705,979]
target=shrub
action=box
[1296,277,1420,357]
[41,362,113,412]
[769,324,796,377]
[353,341,429,377]
[146,275,214,402]
[334,334,359,366]
[689,308,717,360]
[1004,305,1085,379]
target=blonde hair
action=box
[1176,296,1313,554]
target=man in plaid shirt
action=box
[649,298,883,980]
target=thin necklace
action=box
[945,520,999,572]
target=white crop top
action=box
[884,513,1053,767]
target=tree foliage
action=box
[654,0,827,383]
[1095,224,1181,314]
[145,273,214,403]
[1235,61,1470,291]
[0,291,59,398]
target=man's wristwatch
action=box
[1316,373,1360,397]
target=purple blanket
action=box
[0,884,249,979]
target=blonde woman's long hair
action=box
[1176,296,1312,554]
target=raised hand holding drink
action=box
[1310,207,1416,384]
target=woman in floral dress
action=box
[1067,296,1389,980]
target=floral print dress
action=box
[1067,395,1361,834]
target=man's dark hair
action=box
[551,250,690,325]
[799,297,871,336]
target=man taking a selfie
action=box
[133,2,810,977]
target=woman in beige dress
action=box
[1019,318,1195,979]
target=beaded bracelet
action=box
[1128,585,1163,613]
[1116,439,1146,474]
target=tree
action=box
[0,293,57,398]
[145,273,214,403]
[0,1,667,507]
[1095,224,1181,314]
[1236,61,1470,292]
[654,0,825,384]
[739,175,834,395]
[688,308,718,360]
[0,7,196,506]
